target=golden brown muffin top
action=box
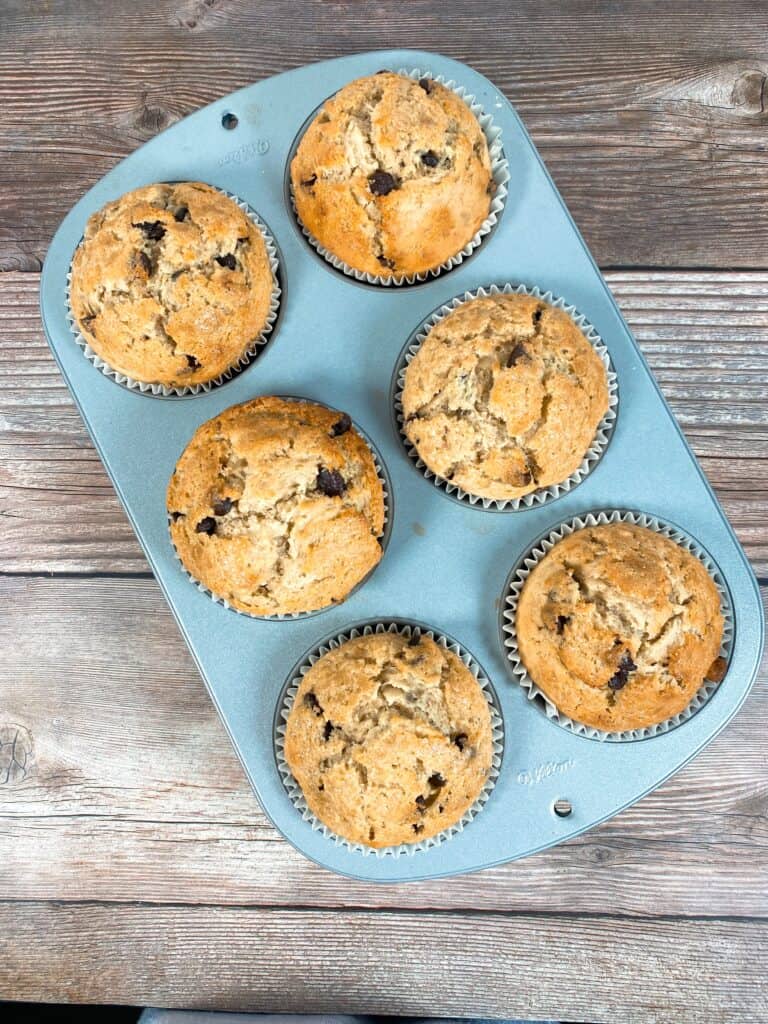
[516,522,726,732]
[290,72,493,279]
[167,397,385,616]
[284,631,495,847]
[402,293,610,501]
[70,182,274,387]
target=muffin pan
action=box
[40,50,764,881]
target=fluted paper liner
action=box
[500,509,735,741]
[393,283,619,510]
[275,620,504,857]
[168,398,392,620]
[288,68,510,286]
[67,188,282,397]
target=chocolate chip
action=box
[316,467,346,497]
[323,720,334,741]
[556,614,571,634]
[174,206,189,222]
[428,773,445,789]
[170,511,185,522]
[195,517,216,536]
[137,220,166,241]
[421,150,439,168]
[438,804,444,813]
[330,413,351,437]
[706,655,728,683]
[607,653,637,691]
[532,306,543,326]
[216,253,237,270]
[212,497,233,516]
[412,822,424,834]
[452,732,468,752]
[134,251,152,274]
[186,354,200,370]
[377,254,396,270]
[318,782,324,791]
[505,342,529,368]
[415,795,426,809]
[369,170,398,196]
[418,78,433,94]
[303,691,323,716]
[301,174,317,188]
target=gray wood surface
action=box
[1,2,767,1020]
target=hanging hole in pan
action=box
[553,798,572,818]
[221,112,239,130]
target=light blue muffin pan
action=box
[40,50,764,881]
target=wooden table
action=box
[1,3,766,1021]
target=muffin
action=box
[290,71,494,279]
[283,630,494,847]
[70,182,275,388]
[402,293,610,501]
[167,397,385,616]
[516,522,726,732]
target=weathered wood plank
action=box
[1,1,768,269]
[1,574,766,918]
[0,901,764,1023]
[1,270,766,573]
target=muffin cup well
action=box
[168,397,392,621]
[392,283,619,510]
[275,620,504,857]
[499,509,735,742]
[67,189,282,398]
[287,67,510,286]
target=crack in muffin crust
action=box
[167,397,386,616]
[515,522,725,732]
[290,72,493,278]
[401,292,610,501]
[70,182,274,387]
[283,631,494,847]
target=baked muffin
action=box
[284,630,494,847]
[290,71,494,279]
[70,182,274,388]
[402,292,610,501]
[167,397,385,616]
[516,522,726,732]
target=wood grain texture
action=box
[2,1,768,269]
[2,270,766,573]
[1,574,766,919]
[0,901,765,1023]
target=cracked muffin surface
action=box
[167,397,385,616]
[290,71,493,278]
[284,631,494,847]
[516,522,726,732]
[402,293,610,501]
[70,182,274,387]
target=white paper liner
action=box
[275,620,504,857]
[169,398,392,621]
[288,67,510,286]
[500,509,735,742]
[66,187,282,397]
[393,283,619,510]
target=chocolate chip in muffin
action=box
[452,731,468,752]
[174,206,189,222]
[185,354,200,370]
[195,516,217,536]
[421,150,440,168]
[137,220,166,241]
[556,614,571,634]
[369,170,398,196]
[215,253,237,270]
[607,653,637,691]
[377,254,396,270]
[170,511,185,522]
[316,466,347,497]
[706,655,728,683]
[301,174,317,189]
[330,413,351,437]
[303,691,323,716]
[212,497,234,516]
[323,720,335,741]
[412,822,424,834]
[418,77,433,94]
[428,772,446,789]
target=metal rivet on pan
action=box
[221,112,239,130]
[553,798,573,818]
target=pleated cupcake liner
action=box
[392,282,619,510]
[288,67,510,286]
[275,620,504,857]
[499,509,735,742]
[67,188,282,397]
[168,397,392,621]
